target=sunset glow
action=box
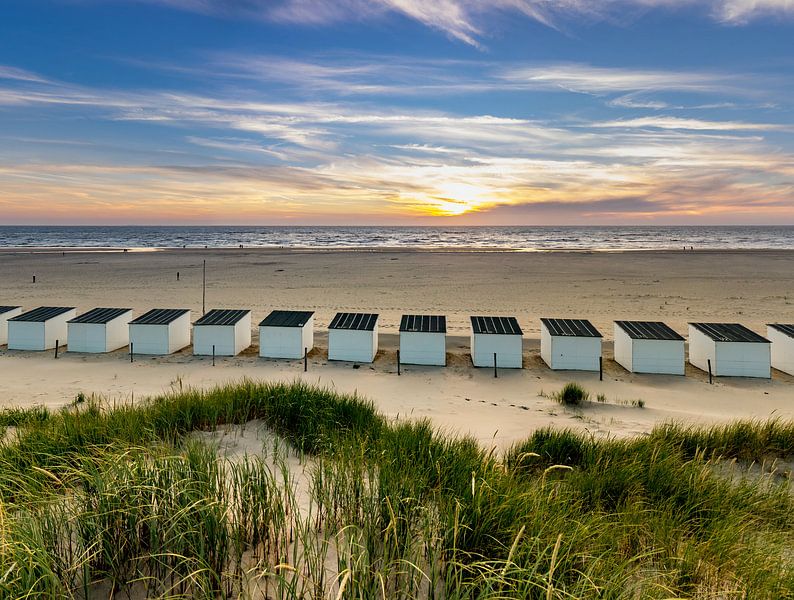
[1,1,793,224]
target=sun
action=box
[427,183,494,216]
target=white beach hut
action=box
[67,307,133,353]
[613,320,685,375]
[0,306,23,346]
[7,306,77,351]
[767,323,794,376]
[328,312,379,363]
[540,318,602,371]
[129,308,191,355]
[193,309,251,356]
[259,310,314,359]
[688,323,770,378]
[470,316,523,368]
[399,314,446,366]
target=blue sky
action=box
[1,0,793,224]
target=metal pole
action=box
[212,344,215,367]
[54,340,59,359]
[304,347,308,372]
[599,356,603,381]
[202,260,206,315]
[707,359,713,384]
[397,350,401,376]
[493,352,497,378]
[130,342,134,363]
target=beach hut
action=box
[129,308,191,355]
[193,309,252,356]
[0,306,23,346]
[540,318,602,371]
[399,314,446,366]
[67,308,133,353]
[688,323,770,378]
[7,306,77,351]
[614,320,685,375]
[259,310,314,359]
[470,316,523,368]
[328,312,379,362]
[767,323,794,376]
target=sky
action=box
[1,1,793,225]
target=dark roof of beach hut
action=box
[259,310,315,328]
[9,306,75,322]
[541,318,602,338]
[68,307,131,324]
[130,308,190,325]
[194,309,250,327]
[400,315,447,333]
[470,316,522,335]
[768,323,794,338]
[329,312,379,331]
[689,322,768,343]
[615,320,684,341]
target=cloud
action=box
[589,116,786,131]
[715,0,794,23]
[123,0,794,46]
[203,53,493,96]
[2,62,794,224]
[498,63,738,95]
[0,65,52,84]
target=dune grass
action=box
[551,382,590,405]
[1,381,793,598]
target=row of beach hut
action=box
[1,306,793,378]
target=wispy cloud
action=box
[589,116,787,131]
[715,0,794,23]
[124,0,794,46]
[2,61,793,223]
[497,63,739,95]
[0,65,52,84]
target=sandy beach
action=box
[1,247,793,447]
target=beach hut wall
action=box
[193,309,252,356]
[0,306,23,346]
[470,316,523,368]
[399,314,447,366]
[67,308,133,353]
[328,312,379,363]
[688,323,770,378]
[767,324,794,376]
[613,320,685,375]
[7,306,77,351]
[129,309,191,355]
[259,310,314,359]
[540,318,602,371]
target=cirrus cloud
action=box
[122,0,794,46]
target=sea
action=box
[1,226,793,251]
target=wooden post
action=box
[54,340,59,359]
[177,271,180,281]
[130,342,134,363]
[212,344,215,367]
[202,260,206,316]
[599,356,603,381]
[493,352,498,378]
[304,347,308,372]
[707,359,713,384]
[397,350,401,376]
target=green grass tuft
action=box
[552,382,590,405]
[0,381,792,599]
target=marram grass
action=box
[1,380,793,598]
